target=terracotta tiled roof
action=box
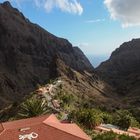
[45,122,90,140]
[43,114,60,123]
[95,124,140,138]
[2,115,50,130]
[0,124,4,133]
[0,114,91,140]
[128,127,140,135]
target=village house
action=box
[128,127,140,138]
[0,114,91,140]
[95,124,140,139]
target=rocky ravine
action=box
[0,1,118,111]
[97,39,140,107]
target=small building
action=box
[128,127,140,138]
[95,124,120,133]
[95,124,140,139]
[0,114,91,140]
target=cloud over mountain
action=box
[104,0,140,27]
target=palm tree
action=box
[18,97,49,118]
[113,110,132,130]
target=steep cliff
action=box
[97,38,140,106]
[0,1,118,110]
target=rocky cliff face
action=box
[0,1,95,108]
[97,39,140,106]
[0,1,118,110]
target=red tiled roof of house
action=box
[95,126,110,132]
[2,114,50,130]
[46,122,90,140]
[0,124,3,133]
[43,114,60,124]
[95,124,140,138]
[128,127,140,135]
[0,114,91,140]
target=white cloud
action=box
[86,19,105,23]
[44,0,83,15]
[78,42,89,48]
[14,0,83,15]
[34,0,42,7]
[104,0,140,27]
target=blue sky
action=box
[1,0,140,59]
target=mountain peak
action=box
[0,1,100,110]
[97,38,140,100]
[2,1,12,8]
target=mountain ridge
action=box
[96,38,140,106]
[0,1,93,108]
[0,1,118,112]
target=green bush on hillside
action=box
[18,97,50,118]
[68,108,103,129]
[118,134,136,140]
[93,131,117,140]
[113,110,132,130]
[92,132,136,140]
[112,110,140,130]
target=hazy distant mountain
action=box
[87,55,109,68]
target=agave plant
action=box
[18,97,49,118]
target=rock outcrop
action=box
[0,1,95,108]
[0,1,117,110]
[97,39,140,106]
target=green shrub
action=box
[68,108,103,129]
[93,131,117,140]
[118,134,136,140]
[113,110,132,130]
[93,132,136,140]
[101,112,113,124]
[18,97,49,118]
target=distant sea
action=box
[87,55,109,68]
